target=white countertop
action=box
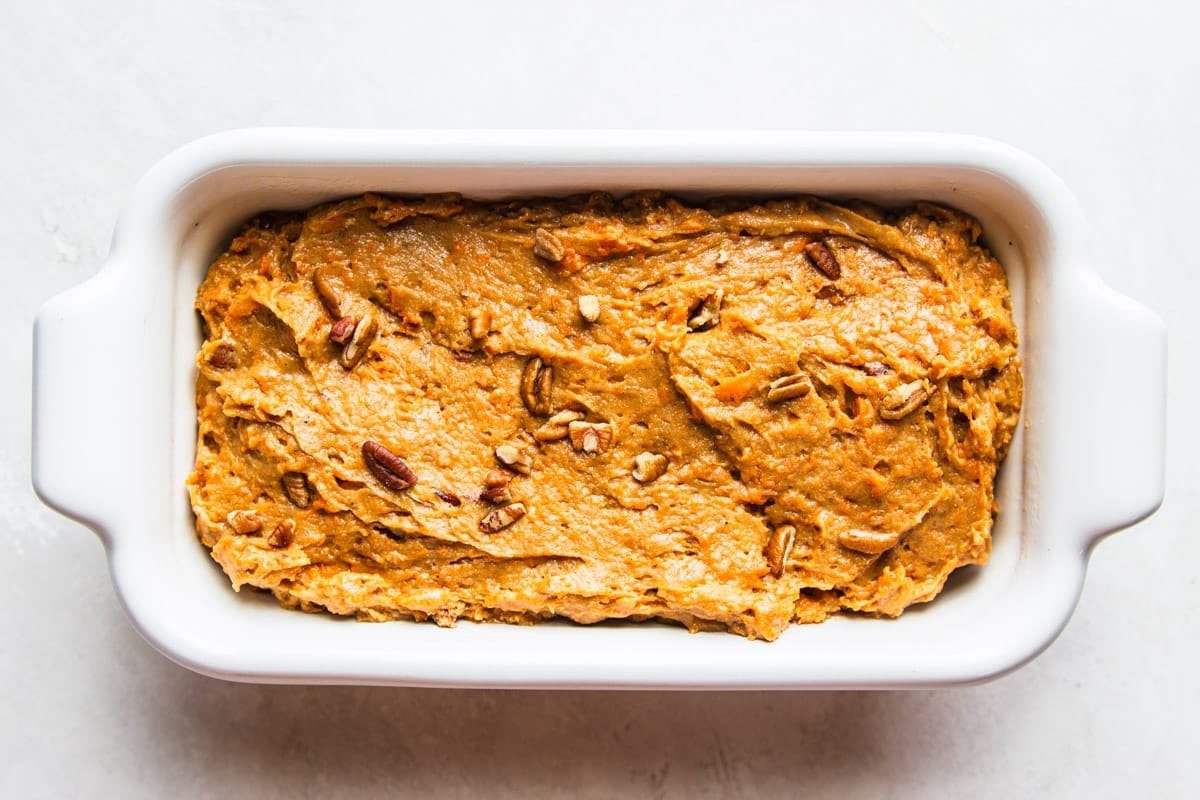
[2,1,1194,796]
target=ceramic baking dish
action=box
[31,130,1165,688]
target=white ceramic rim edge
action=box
[31,129,1167,688]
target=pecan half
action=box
[267,519,295,548]
[568,421,613,455]
[520,356,553,416]
[281,472,312,508]
[804,240,841,279]
[880,380,930,420]
[225,510,263,535]
[765,525,796,577]
[533,228,566,262]
[839,528,901,555]
[468,308,491,340]
[686,289,724,332]
[480,503,527,533]
[494,443,532,475]
[362,440,418,491]
[578,295,601,323]
[631,452,668,483]
[533,409,585,442]
[339,312,377,369]
[767,373,813,403]
[330,316,358,345]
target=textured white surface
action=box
[1,0,1193,796]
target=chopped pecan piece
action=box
[312,267,345,317]
[568,421,613,455]
[533,409,585,442]
[686,289,724,332]
[494,443,532,475]
[362,440,418,491]
[880,380,930,420]
[481,486,512,505]
[520,356,553,416]
[225,510,263,535]
[267,519,295,548]
[468,308,491,340]
[578,295,601,323]
[480,503,527,533]
[433,489,462,507]
[533,228,566,262]
[814,284,844,305]
[862,361,893,376]
[765,525,796,577]
[329,316,358,345]
[209,343,238,369]
[339,312,377,369]
[804,240,841,279]
[839,528,901,555]
[766,373,813,404]
[480,470,513,504]
[281,472,312,508]
[631,452,668,483]
[484,469,511,489]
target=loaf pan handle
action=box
[1061,270,1166,545]
[31,266,133,541]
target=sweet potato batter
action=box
[188,192,1021,640]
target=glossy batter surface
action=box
[188,192,1021,640]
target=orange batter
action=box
[188,192,1021,640]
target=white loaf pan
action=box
[31,130,1166,689]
